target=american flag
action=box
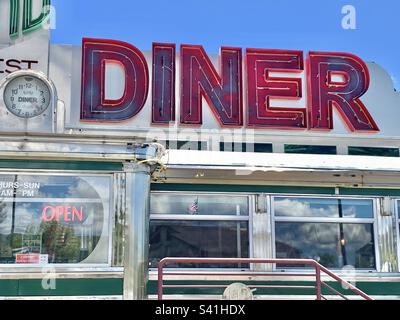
[188,197,199,215]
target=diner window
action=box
[149,193,250,268]
[219,142,273,153]
[165,140,207,151]
[273,197,376,269]
[284,145,337,155]
[348,146,400,157]
[0,174,111,265]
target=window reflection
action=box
[149,220,249,268]
[149,193,250,268]
[274,198,373,218]
[0,175,110,265]
[275,222,375,269]
[151,194,248,216]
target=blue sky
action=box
[51,0,400,89]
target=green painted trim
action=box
[149,280,316,296]
[9,0,20,38]
[0,280,18,296]
[148,280,400,296]
[152,184,400,198]
[0,278,123,297]
[0,278,399,297]
[0,160,123,171]
[151,183,335,195]
[22,0,51,35]
[339,188,400,197]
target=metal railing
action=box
[157,258,373,300]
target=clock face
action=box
[3,75,51,118]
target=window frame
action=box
[271,194,379,272]
[0,170,116,271]
[149,191,253,270]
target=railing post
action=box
[315,264,322,300]
[157,259,166,300]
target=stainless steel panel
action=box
[58,41,400,141]
[252,194,273,271]
[376,198,398,272]
[112,173,126,267]
[123,163,151,300]
[0,138,146,156]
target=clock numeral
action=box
[12,89,18,95]
[18,85,23,90]
[10,97,14,102]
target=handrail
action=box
[157,258,374,300]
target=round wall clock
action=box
[2,71,53,119]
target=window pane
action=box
[219,142,273,153]
[348,146,399,157]
[0,175,110,265]
[275,222,375,269]
[151,194,248,216]
[274,198,373,218]
[284,145,337,155]
[220,142,247,152]
[149,220,249,268]
[253,143,273,153]
[165,140,207,151]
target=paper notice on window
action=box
[15,254,48,264]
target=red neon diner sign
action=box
[80,38,379,133]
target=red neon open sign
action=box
[80,38,379,133]
[42,206,84,223]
